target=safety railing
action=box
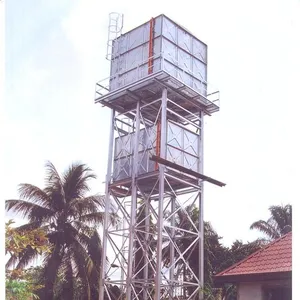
[95,52,220,109]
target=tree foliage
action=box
[5,221,50,300]
[250,204,292,240]
[6,160,291,300]
[162,204,266,300]
[5,267,45,300]
[6,279,40,300]
[5,161,118,300]
[6,219,52,258]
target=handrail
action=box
[95,52,220,108]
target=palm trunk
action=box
[41,246,62,300]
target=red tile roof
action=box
[215,232,292,277]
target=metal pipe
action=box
[99,109,115,300]
[166,107,201,130]
[165,173,200,190]
[167,99,202,128]
[140,98,162,109]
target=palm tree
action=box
[5,161,118,300]
[250,204,292,240]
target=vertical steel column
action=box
[99,109,116,300]
[121,216,126,291]
[126,101,141,300]
[169,196,175,300]
[198,111,204,300]
[121,201,130,293]
[154,88,168,300]
[143,198,150,300]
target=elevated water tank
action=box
[110,14,207,95]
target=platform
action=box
[95,69,220,118]
[109,168,201,198]
[109,157,225,198]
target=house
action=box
[214,232,292,300]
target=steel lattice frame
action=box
[98,87,208,300]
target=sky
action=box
[2,0,300,252]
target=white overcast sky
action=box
[1,0,300,252]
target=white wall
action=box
[237,282,263,300]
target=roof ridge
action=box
[215,231,292,277]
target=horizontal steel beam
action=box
[150,155,226,187]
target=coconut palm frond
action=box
[251,204,292,240]
[79,212,105,225]
[269,204,292,235]
[5,161,119,299]
[269,205,287,232]
[62,163,97,201]
[250,220,280,240]
[44,161,63,190]
[69,195,105,217]
[75,231,93,249]
[16,247,40,269]
[87,230,102,263]
[5,255,18,270]
[17,183,51,208]
[80,211,119,227]
[5,200,54,221]
[69,239,92,298]
[71,220,95,236]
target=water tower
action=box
[95,13,225,300]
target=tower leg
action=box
[99,109,115,300]
[169,196,175,300]
[154,88,168,300]
[198,111,204,300]
[126,101,141,300]
[143,198,150,300]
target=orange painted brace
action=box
[148,17,161,170]
[148,18,154,74]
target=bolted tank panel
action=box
[113,126,157,181]
[112,121,200,182]
[108,14,208,97]
[109,16,163,91]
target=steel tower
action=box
[95,14,225,300]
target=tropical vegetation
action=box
[5,161,118,300]
[5,221,51,299]
[5,161,292,300]
[250,204,292,240]
[161,204,266,300]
